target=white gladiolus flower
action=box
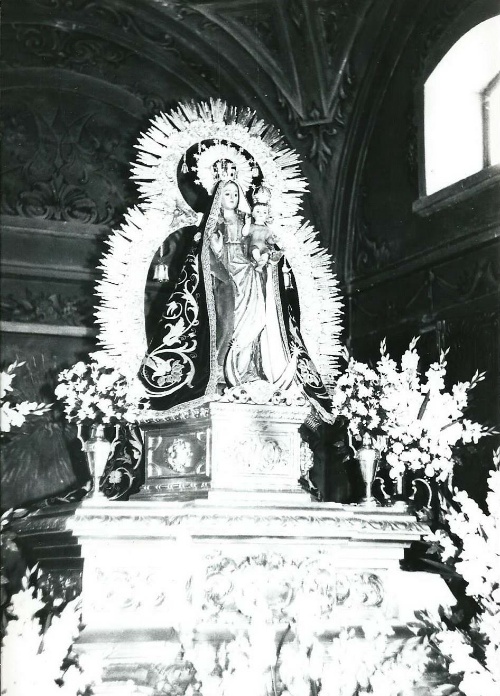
[332,338,493,481]
[0,370,16,399]
[421,450,500,694]
[1,363,51,434]
[1,584,100,695]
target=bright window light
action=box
[424,16,500,195]
[483,73,500,166]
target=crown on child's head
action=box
[253,186,271,204]
[213,158,237,184]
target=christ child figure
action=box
[242,202,276,271]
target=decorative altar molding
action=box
[13,499,453,693]
[219,381,309,407]
[139,405,210,423]
[84,552,386,621]
[18,501,428,541]
[67,502,428,632]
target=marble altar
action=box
[13,494,452,693]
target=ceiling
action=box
[1,0,488,275]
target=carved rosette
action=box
[136,411,211,500]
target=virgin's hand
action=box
[210,230,223,257]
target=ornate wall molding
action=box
[1,101,135,224]
[194,0,301,108]
[1,321,97,337]
[351,185,393,276]
[349,243,500,339]
[276,60,356,176]
[0,215,107,286]
[1,290,95,326]
[410,0,481,83]
[4,23,135,70]
[330,0,427,280]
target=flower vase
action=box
[77,424,113,500]
[356,435,380,507]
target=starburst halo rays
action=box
[95,99,343,390]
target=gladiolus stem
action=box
[417,392,430,420]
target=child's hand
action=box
[269,249,284,264]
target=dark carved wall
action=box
[1,0,499,507]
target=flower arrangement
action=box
[331,339,493,482]
[1,360,51,435]
[330,346,387,450]
[144,611,433,696]
[422,448,500,696]
[1,569,101,695]
[55,350,147,425]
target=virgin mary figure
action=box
[138,154,334,423]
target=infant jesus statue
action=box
[242,200,278,271]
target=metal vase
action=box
[77,424,113,499]
[356,439,380,507]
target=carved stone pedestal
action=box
[136,393,312,503]
[13,500,453,694]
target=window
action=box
[483,71,500,166]
[424,16,500,196]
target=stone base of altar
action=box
[13,499,453,693]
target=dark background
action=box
[1,0,498,509]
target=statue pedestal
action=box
[136,394,312,503]
[14,499,453,693]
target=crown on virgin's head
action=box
[213,158,237,184]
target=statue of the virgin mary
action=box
[95,101,343,425]
[138,145,335,423]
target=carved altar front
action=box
[14,496,453,694]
